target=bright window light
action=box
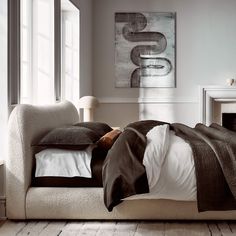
[20,0,33,104]
[61,4,80,104]
[20,0,80,105]
[20,0,54,105]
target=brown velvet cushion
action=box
[35,126,100,150]
[97,129,122,150]
[74,122,112,137]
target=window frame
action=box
[8,0,21,111]
[8,0,62,109]
[61,10,80,103]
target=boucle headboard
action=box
[6,101,79,219]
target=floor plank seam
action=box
[133,223,138,236]
[114,221,118,236]
[228,223,233,233]
[163,222,166,236]
[207,223,213,236]
[57,229,63,236]
[41,221,50,233]
[216,223,223,236]
[16,221,28,235]
[94,221,100,236]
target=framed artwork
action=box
[115,12,176,88]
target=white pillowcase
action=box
[35,146,94,178]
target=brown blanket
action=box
[171,123,236,211]
[103,121,236,212]
[102,120,168,211]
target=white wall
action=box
[0,0,8,218]
[93,0,236,128]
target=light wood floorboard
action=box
[0,220,236,236]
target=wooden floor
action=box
[0,220,236,236]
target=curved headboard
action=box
[6,101,79,219]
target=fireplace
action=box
[222,113,236,131]
[200,86,236,125]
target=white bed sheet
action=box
[125,124,197,201]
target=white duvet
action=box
[125,124,197,201]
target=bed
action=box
[6,101,236,219]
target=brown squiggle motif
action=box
[115,13,172,87]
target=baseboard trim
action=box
[98,97,198,104]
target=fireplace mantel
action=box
[200,86,236,125]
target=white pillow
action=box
[35,146,94,178]
[142,124,170,189]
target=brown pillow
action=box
[35,126,100,150]
[74,122,112,137]
[97,129,122,150]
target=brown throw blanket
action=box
[171,123,236,211]
[102,120,168,211]
[103,120,236,212]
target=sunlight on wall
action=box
[139,103,175,123]
[138,87,177,123]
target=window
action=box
[33,0,55,104]
[61,1,80,103]
[20,0,31,104]
[19,0,80,106]
[20,0,55,105]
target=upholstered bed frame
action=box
[6,101,236,220]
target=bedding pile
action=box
[103,121,236,212]
[125,124,196,201]
[172,123,236,211]
[33,120,236,213]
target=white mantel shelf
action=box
[200,85,236,125]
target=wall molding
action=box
[98,97,138,104]
[139,97,198,104]
[98,97,198,104]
